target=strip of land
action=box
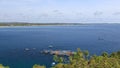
[0,22,115,27]
[0,22,119,27]
[0,22,86,26]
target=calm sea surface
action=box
[0,24,120,68]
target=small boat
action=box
[51,62,56,66]
[49,45,53,48]
[41,50,50,54]
[25,48,30,51]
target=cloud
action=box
[113,12,120,15]
[94,11,103,16]
[53,10,59,13]
[1,0,120,23]
[52,10,63,15]
[39,13,49,18]
[75,12,83,17]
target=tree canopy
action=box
[0,48,120,68]
[52,48,120,68]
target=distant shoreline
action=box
[0,23,120,27]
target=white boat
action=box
[49,45,53,48]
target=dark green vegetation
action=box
[52,49,120,68]
[1,48,120,68]
[33,64,46,68]
[33,48,120,68]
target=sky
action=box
[0,0,120,23]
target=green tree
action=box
[83,50,89,60]
[52,49,120,68]
[101,52,108,57]
[33,64,46,68]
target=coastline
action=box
[0,23,120,28]
[0,23,89,28]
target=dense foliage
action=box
[0,48,120,68]
[52,48,120,68]
[32,64,46,68]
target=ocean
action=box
[0,24,120,68]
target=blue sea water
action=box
[0,24,120,68]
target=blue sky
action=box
[0,0,120,23]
